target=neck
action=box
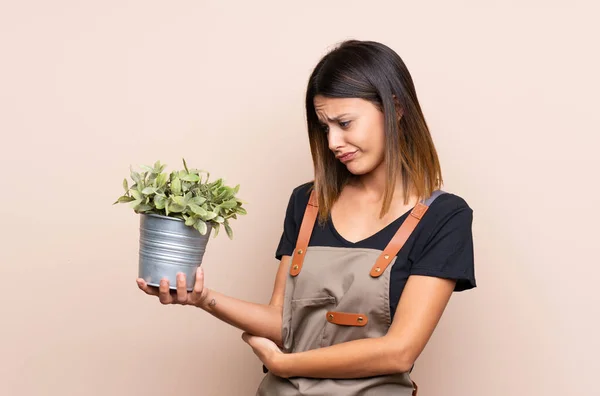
[351,162,404,202]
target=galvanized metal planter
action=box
[138,213,211,291]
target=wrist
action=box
[272,352,292,379]
[196,288,213,310]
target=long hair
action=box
[305,39,443,223]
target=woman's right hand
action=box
[136,266,209,307]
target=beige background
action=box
[1,1,598,395]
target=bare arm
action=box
[136,255,291,346]
[198,255,290,346]
[273,275,456,378]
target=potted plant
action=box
[113,158,247,290]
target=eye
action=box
[320,123,330,133]
[339,120,351,129]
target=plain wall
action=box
[1,1,598,395]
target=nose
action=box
[327,127,345,152]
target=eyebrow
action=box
[317,113,354,123]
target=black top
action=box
[275,181,476,319]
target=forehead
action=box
[313,96,372,117]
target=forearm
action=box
[198,288,283,346]
[278,335,410,379]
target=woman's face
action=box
[314,95,386,176]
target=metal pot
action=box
[138,213,211,291]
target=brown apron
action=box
[257,189,445,395]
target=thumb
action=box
[241,332,251,343]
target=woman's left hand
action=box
[242,332,288,378]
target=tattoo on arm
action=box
[208,298,216,307]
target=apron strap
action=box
[370,190,446,278]
[290,188,446,278]
[289,189,319,276]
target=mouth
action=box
[336,151,358,163]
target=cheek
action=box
[360,128,386,157]
[348,130,386,172]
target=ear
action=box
[392,95,404,120]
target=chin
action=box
[345,163,371,176]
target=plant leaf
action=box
[188,204,208,216]
[172,196,186,206]
[113,195,134,204]
[123,178,129,193]
[224,222,233,240]
[181,181,191,193]
[181,173,200,182]
[171,178,182,195]
[191,196,207,205]
[156,173,168,188]
[204,211,218,221]
[195,219,208,235]
[221,199,237,209]
[169,203,186,213]
[215,187,226,199]
[142,186,157,195]
[130,166,141,183]
[153,195,166,209]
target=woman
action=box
[137,39,476,395]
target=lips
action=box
[337,151,358,163]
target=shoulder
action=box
[409,190,476,291]
[427,191,472,218]
[280,180,315,226]
[275,181,315,260]
[287,180,314,210]
[291,180,314,198]
[417,191,474,243]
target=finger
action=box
[136,278,159,296]
[191,266,205,301]
[176,273,187,303]
[158,278,173,304]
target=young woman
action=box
[137,39,476,395]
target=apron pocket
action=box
[289,296,336,353]
[291,296,336,307]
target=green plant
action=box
[113,158,247,239]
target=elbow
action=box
[392,355,415,374]
[384,338,416,374]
